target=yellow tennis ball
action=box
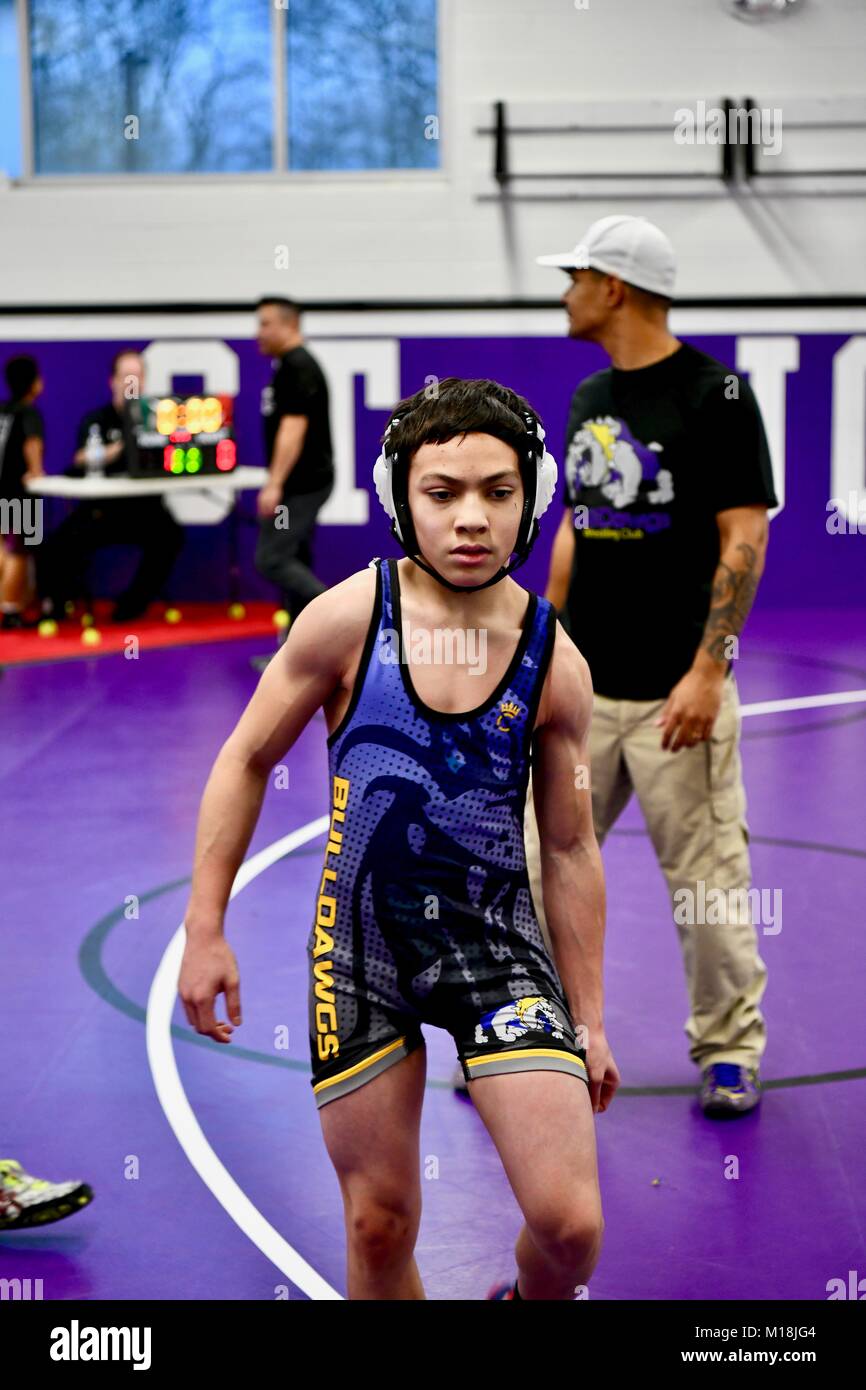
[64,600,76,616]
[272,608,290,631]
[228,602,246,620]
[81,612,95,628]
[38,619,58,637]
[81,627,102,646]
[165,607,182,624]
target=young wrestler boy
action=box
[179,378,619,1300]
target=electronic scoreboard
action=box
[125,394,237,478]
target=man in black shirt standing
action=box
[0,355,46,629]
[40,349,184,623]
[527,216,777,1118]
[254,297,334,629]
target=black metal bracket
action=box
[487,98,866,192]
[741,97,866,180]
[489,99,737,188]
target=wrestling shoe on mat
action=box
[699,1063,761,1117]
[0,1158,94,1230]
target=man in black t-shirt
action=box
[254,297,334,628]
[557,340,776,699]
[525,216,776,1119]
[40,349,184,623]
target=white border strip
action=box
[3,307,866,342]
[145,813,341,1301]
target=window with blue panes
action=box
[287,0,439,171]
[21,0,439,176]
[28,0,273,173]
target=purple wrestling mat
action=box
[2,603,864,1300]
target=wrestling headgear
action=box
[373,392,558,593]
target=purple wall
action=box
[3,331,865,610]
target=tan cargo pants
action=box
[524,674,768,1073]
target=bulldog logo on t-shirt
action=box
[566,415,674,510]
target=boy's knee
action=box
[347,1195,417,1269]
[529,1202,604,1272]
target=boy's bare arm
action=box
[179,571,374,1044]
[182,572,370,941]
[532,624,605,1033]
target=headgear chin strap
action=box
[372,405,558,594]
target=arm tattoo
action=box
[701,541,760,663]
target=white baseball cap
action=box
[536,214,676,298]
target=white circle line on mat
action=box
[740,688,866,717]
[145,813,342,1301]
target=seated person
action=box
[0,355,45,630]
[41,349,184,624]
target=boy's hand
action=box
[583,1025,620,1114]
[179,936,242,1044]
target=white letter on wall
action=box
[735,336,799,519]
[831,336,866,526]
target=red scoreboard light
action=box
[127,394,238,478]
[216,439,237,471]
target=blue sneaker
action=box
[700,1063,761,1117]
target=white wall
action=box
[1,0,865,306]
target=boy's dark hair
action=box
[4,354,40,401]
[110,347,143,376]
[383,377,537,467]
[256,296,301,322]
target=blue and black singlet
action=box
[307,556,589,1107]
